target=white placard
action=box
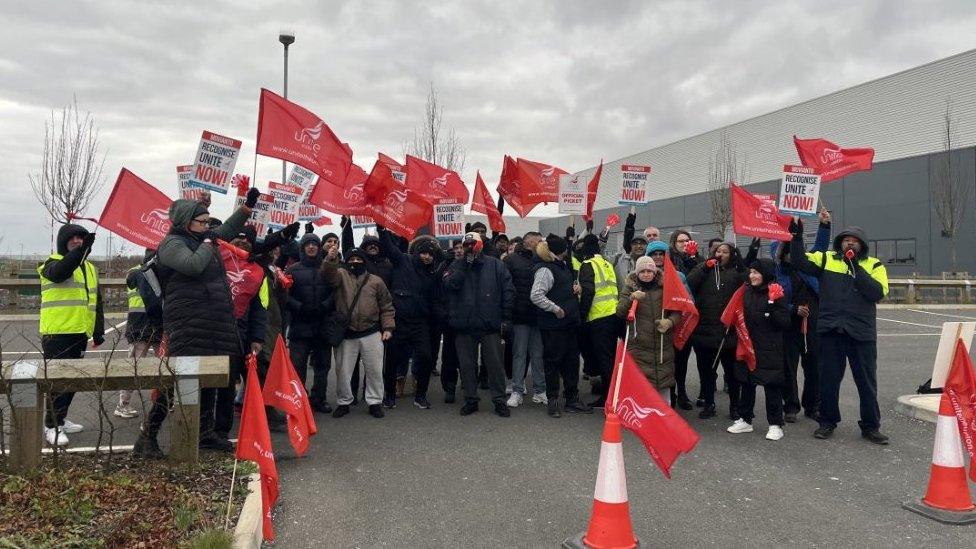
[268,181,303,232]
[187,131,242,194]
[248,193,275,236]
[433,200,465,240]
[177,165,203,200]
[558,174,586,215]
[778,165,821,216]
[619,164,651,205]
[287,164,319,202]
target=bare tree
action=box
[406,82,466,172]
[707,132,748,240]
[932,98,970,273]
[29,97,106,225]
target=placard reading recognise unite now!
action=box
[778,165,821,216]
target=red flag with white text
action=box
[236,354,279,542]
[582,160,603,221]
[378,153,407,184]
[610,342,700,478]
[364,161,433,240]
[793,135,874,183]
[263,334,317,457]
[663,254,698,350]
[731,182,792,241]
[256,88,352,187]
[719,285,756,371]
[308,163,370,217]
[471,172,506,234]
[497,155,534,217]
[944,338,976,481]
[405,155,469,204]
[517,157,568,205]
[97,169,173,249]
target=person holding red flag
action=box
[615,256,681,400]
[725,259,792,441]
[647,240,696,409]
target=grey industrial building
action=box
[541,49,976,277]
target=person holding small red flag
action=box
[726,259,792,440]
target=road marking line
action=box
[878,317,941,328]
[907,309,976,321]
[878,333,941,337]
[4,349,133,356]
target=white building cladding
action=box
[578,48,976,211]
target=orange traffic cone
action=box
[903,394,976,524]
[563,412,639,549]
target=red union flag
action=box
[944,338,976,481]
[793,135,874,183]
[405,155,469,204]
[582,160,604,221]
[256,88,352,186]
[609,342,700,478]
[730,182,792,241]
[517,157,568,205]
[365,161,433,240]
[663,254,698,350]
[471,172,505,233]
[263,335,317,457]
[497,155,534,217]
[98,169,173,249]
[378,152,407,184]
[236,354,279,542]
[720,286,756,371]
[308,163,370,217]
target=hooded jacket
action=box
[379,230,442,323]
[156,199,250,357]
[790,226,889,341]
[770,221,830,332]
[616,272,681,389]
[734,259,792,386]
[39,223,105,340]
[286,233,334,340]
[504,243,539,325]
[322,257,395,337]
[685,244,749,350]
[444,251,515,335]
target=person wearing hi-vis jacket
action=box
[788,218,890,445]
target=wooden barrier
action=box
[1,355,228,471]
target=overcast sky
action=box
[3,0,976,254]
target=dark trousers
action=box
[739,382,784,426]
[541,327,581,402]
[290,336,333,405]
[693,344,740,411]
[144,377,219,438]
[215,355,245,437]
[42,333,88,429]
[819,331,881,431]
[387,320,434,399]
[581,316,618,398]
[674,344,693,398]
[440,327,460,395]
[784,328,819,415]
[456,332,505,404]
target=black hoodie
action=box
[379,230,440,322]
[39,223,104,340]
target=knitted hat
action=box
[545,233,567,256]
[635,255,658,273]
[645,240,668,255]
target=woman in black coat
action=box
[726,258,792,441]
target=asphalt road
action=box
[4,309,976,547]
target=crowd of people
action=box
[35,191,891,457]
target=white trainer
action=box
[506,392,523,408]
[44,427,69,447]
[726,419,754,434]
[766,425,784,441]
[114,404,139,419]
[531,393,549,405]
[61,419,84,434]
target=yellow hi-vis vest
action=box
[583,255,617,322]
[126,266,145,313]
[38,254,98,336]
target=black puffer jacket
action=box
[380,230,441,323]
[286,233,334,340]
[734,259,791,386]
[504,244,537,325]
[444,254,515,335]
[156,200,248,357]
[686,253,748,350]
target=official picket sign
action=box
[188,131,242,194]
[268,181,304,232]
[287,164,319,202]
[558,174,586,215]
[433,199,465,240]
[619,164,651,205]
[778,165,821,216]
[248,193,275,235]
[177,164,203,200]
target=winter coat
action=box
[124,263,162,344]
[40,223,105,341]
[379,230,440,323]
[156,202,249,357]
[733,260,792,386]
[504,244,538,325]
[686,260,748,350]
[530,241,580,331]
[322,259,395,338]
[616,273,681,389]
[286,234,334,340]
[444,254,515,335]
[667,230,702,274]
[259,263,290,366]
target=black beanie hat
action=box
[546,233,567,256]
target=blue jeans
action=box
[511,324,545,395]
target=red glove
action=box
[627,300,638,322]
[844,249,856,261]
[705,258,717,269]
[685,240,699,256]
[768,282,785,302]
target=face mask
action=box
[348,263,366,276]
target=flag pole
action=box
[660,308,665,364]
[613,301,639,410]
[225,457,240,530]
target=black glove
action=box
[586,219,594,233]
[282,222,300,240]
[304,223,314,234]
[566,225,575,239]
[244,187,261,208]
[340,215,349,228]
[375,224,386,233]
[81,232,96,251]
[93,334,105,346]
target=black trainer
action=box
[414,396,432,409]
[814,426,835,439]
[199,432,234,452]
[547,400,561,418]
[695,398,705,408]
[861,429,889,445]
[332,404,350,418]
[368,404,385,418]
[784,412,798,423]
[444,392,456,404]
[676,394,694,411]
[564,400,594,414]
[493,402,511,417]
[588,396,607,409]
[311,401,333,414]
[459,402,478,416]
[132,433,165,460]
[698,405,716,419]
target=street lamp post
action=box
[279,30,295,184]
